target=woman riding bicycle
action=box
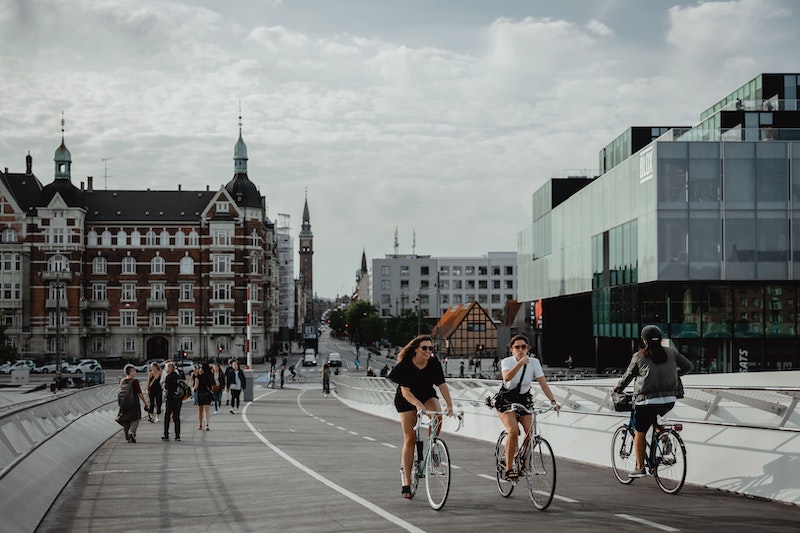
[496,334,559,480]
[388,334,454,500]
[613,325,693,478]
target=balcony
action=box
[42,271,73,281]
[144,326,174,335]
[45,298,69,309]
[146,298,168,310]
[87,299,109,310]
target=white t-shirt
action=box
[501,355,544,394]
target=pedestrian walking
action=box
[194,362,214,430]
[116,364,148,443]
[321,362,331,396]
[210,363,225,414]
[459,360,465,378]
[162,361,182,441]
[146,362,162,423]
[227,360,246,413]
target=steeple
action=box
[300,190,312,238]
[233,103,248,174]
[225,106,261,208]
[54,112,72,180]
[360,248,368,274]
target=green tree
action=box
[329,308,347,337]
[385,309,430,347]
[345,300,379,345]
[359,314,384,345]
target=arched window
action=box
[250,254,259,274]
[2,228,18,243]
[116,230,127,246]
[122,256,136,274]
[145,230,157,246]
[92,256,107,274]
[101,230,112,246]
[87,230,98,246]
[188,230,199,246]
[130,230,141,246]
[160,230,170,246]
[48,254,69,272]
[151,255,165,274]
[180,256,194,275]
[250,229,260,247]
[175,230,185,247]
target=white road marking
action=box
[336,426,346,431]
[478,474,495,481]
[363,436,377,441]
[349,431,359,435]
[244,393,427,533]
[615,514,679,531]
[382,442,397,448]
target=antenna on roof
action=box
[101,157,113,190]
[394,226,399,256]
[412,229,416,256]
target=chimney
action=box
[87,176,93,191]
[178,184,182,191]
[25,151,32,175]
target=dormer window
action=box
[216,201,229,213]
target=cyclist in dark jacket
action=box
[614,325,693,477]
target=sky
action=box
[1,0,798,299]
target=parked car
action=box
[66,359,102,373]
[134,358,165,373]
[302,349,317,367]
[176,359,195,378]
[35,360,70,374]
[327,352,342,367]
[0,359,36,374]
[101,355,127,369]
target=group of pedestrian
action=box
[115,358,247,443]
[388,326,692,500]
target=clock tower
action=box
[299,194,314,319]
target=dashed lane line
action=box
[615,514,679,532]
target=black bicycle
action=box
[610,391,687,494]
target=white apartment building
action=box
[371,252,517,321]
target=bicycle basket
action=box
[612,391,633,412]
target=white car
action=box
[302,350,317,366]
[326,352,342,367]
[175,359,195,378]
[1,359,36,374]
[66,359,102,373]
[134,358,165,372]
[35,360,70,374]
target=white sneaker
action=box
[155,416,159,423]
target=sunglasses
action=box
[512,344,528,349]
[419,346,434,352]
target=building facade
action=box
[0,122,280,364]
[298,195,313,320]
[371,251,517,321]
[518,73,800,373]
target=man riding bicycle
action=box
[492,334,559,480]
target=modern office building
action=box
[371,251,517,321]
[518,73,800,373]
[0,120,281,363]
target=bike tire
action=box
[495,431,514,497]
[425,437,451,510]
[296,374,306,383]
[611,425,636,484]
[653,429,687,494]
[527,437,556,510]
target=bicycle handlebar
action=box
[415,409,465,432]
[505,402,560,416]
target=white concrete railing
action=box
[333,371,800,506]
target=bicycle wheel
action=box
[400,444,420,498]
[611,425,636,484]
[296,373,306,383]
[495,431,514,497]
[425,437,451,510]
[653,429,687,494]
[526,437,556,510]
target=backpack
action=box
[118,379,137,410]
[174,379,191,401]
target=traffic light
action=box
[182,351,187,359]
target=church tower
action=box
[299,193,314,318]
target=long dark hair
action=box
[639,339,667,364]
[397,334,432,363]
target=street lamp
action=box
[53,270,69,387]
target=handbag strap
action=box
[503,363,528,393]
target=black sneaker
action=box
[175,436,180,441]
[129,435,136,443]
[161,435,169,441]
[125,433,131,442]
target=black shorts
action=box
[394,388,436,413]
[634,403,674,433]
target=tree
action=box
[328,309,347,337]
[345,300,379,346]
[385,309,430,347]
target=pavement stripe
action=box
[478,474,495,481]
[243,394,427,533]
[363,436,377,441]
[615,514,679,531]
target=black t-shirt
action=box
[164,371,180,399]
[389,355,446,404]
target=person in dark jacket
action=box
[613,325,693,477]
[226,360,246,414]
[162,361,182,441]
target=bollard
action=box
[243,369,254,402]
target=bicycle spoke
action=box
[611,426,636,484]
[527,438,556,510]
[425,438,450,510]
[495,431,514,497]
[653,430,687,494]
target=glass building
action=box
[518,73,800,373]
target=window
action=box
[478,266,487,275]
[92,256,107,274]
[179,282,193,301]
[467,322,486,332]
[120,310,137,327]
[157,230,168,246]
[150,283,165,300]
[478,294,488,303]
[92,337,106,352]
[92,283,106,301]
[121,283,136,301]
[453,280,463,289]
[150,312,165,327]
[49,283,66,301]
[180,336,194,352]
[122,336,135,352]
[216,201,229,213]
[48,311,66,327]
[213,255,232,273]
[145,230,157,246]
[100,230,111,246]
[381,280,391,290]
[440,266,449,275]
[381,294,391,304]
[453,266,462,276]
[179,309,195,326]
[116,230,127,246]
[493,266,500,275]
[493,280,501,289]
[251,230,260,247]
[467,280,475,289]
[87,230,98,246]
[491,294,501,303]
[440,280,449,289]
[400,280,409,289]
[151,255,165,274]
[505,266,513,275]
[48,254,69,272]
[92,311,107,327]
[179,256,194,274]
[2,253,20,272]
[420,266,429,276]
[213,310,231,326]
[188,231,199,246]
[1,282,21,300]
[452,294,462,304]
[2,228,17,243]
[250,255,259,274]
[122,256,136,274]
[465,266,474,275]
[505,280,513,289]
[441,295,449,304]
[175,230,185,247]
[249,283,259,301]
[213,282,233,300]
[131,230,141,246]
[381,266,391,276]
[214,229,233,246]
[400,265,409,276]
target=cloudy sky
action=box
[1,0,798,298]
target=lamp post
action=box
[54,270,69,387]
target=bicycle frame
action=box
[407,408,464,510]
[413,409,464,477]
